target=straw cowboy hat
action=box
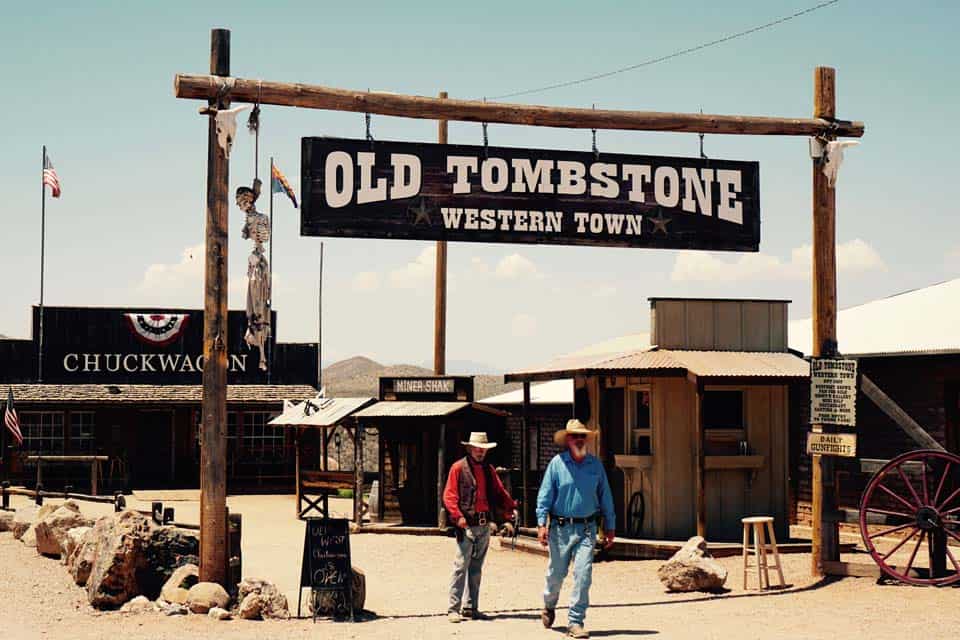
[461,432,498,449]
[554,419,597,446]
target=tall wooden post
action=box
[811,66,840,575]
[199,27,230,586]
[521,381,531,527]
[694,382,706,538]
[434,91,448,376]
[437,423,446,528]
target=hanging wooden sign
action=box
[806,432,857,458]
[301,137,760,251]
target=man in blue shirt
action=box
[536,418,615,639]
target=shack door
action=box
[134,410,174,488]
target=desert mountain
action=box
[320,355,518,400]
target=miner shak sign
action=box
[301,138,760,251]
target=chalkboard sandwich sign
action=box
[301,137,761,252]
[299,517,355,621]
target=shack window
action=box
[629,388,652,455]
[703,391,744,429]
[20,412,65,457]
[241,411,285,460]
[69,412,95,454]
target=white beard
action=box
[571,442,588,458]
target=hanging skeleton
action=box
[236,177,271,371]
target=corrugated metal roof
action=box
[481,379,573,405]
[506,348,808,381]
[789,278,960,357]
[269,396,376,427]
[7,384,318,404]
[353,401,471,418]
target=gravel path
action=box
[2,495,958,640]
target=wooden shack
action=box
[506,298,810,542]
[354,376,509,526]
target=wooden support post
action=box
[434,91,448,376]
[811,66,840,576]
[694,382,706,538]
[199,27,230,586]
[174,74,864,137]
[321,427,328,471]
[522,381,531,527]
[354,421,363,526]
[294,430,302,518]
[437,422,446,528]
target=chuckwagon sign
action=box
[301,138,760,251]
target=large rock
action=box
[185,582,230,614]
[657,536,728,592]
[36,502,93,557]
[237,578,290,620]
[12,504,44,539]
[0,511,14,532]
[160,563,198,605]
[60,526,92,565]
[70,520,106,586]
[86,510,156,608]
[138,526,199,599]
[208,606,232,620]
[308,566,366,616]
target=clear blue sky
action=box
[2,1,958,371]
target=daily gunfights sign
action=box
[301,138,760,251]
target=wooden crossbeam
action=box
[174,73,864,137]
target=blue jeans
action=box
[543,521,595,626]
[448,525,491,613]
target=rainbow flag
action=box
[271,163,298,208]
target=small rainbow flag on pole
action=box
[271,163,298,208]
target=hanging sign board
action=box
[810,358,858,426]
[301,137,760,251]
[299,518,354,621]
[806,432,857,457]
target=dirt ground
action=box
[2,494,957,640]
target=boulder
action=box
[86,510,156,608]
[60,526,92,565]
[12,504,39,539]
[237,593,262,620]
[208,606,232,620]
[70,521,106,586]
[21,522,40,547]
[160,563,198,605]
[309,566,366,616]
[657,536,728,592]
[237,578,290,620]
[0,511,14,532]
[185,582,230,614]
[138,526,199,599]
[36,502,93,557]
[120,595,154,614]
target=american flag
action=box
[4,387,23,447]
[43,151,61,198]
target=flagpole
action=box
[38,145,46,383]
[267,157,274,383]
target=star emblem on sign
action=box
[648,209,672,235]
[408,198,434,226]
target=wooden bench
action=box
[298,470,354,520]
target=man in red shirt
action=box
[443,432,517,623]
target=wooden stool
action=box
[741,516,785,590]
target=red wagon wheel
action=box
[859,449,960,586]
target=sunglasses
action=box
[569,434,588,441]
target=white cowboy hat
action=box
[461,432,498,449]
[554,418,597,446]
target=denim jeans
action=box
[448,525,491,613]
[543,520,595,626]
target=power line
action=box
[486,0,840,101]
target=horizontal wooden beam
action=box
[174,73,864,138]
[860,374,945,451]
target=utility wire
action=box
[486,0,840,101]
